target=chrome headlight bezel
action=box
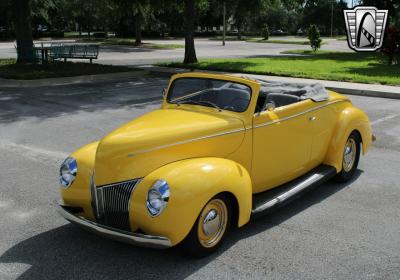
[59,157,78,188]
[146,179,170,217]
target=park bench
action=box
[31,42,99,64]
[49,43,99,63]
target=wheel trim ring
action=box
[343,138,356,172]
[197,199,227,248]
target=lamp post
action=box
[330,0,334,37]
[223,1,226,46]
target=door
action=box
[251,101,315,193]
[308,102,337,167]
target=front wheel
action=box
[180,194,231,257]
[335,131,361,182]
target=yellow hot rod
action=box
[57,72,374,256]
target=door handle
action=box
[309,116,317,121]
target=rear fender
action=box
[324,106,372,171]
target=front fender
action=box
[324,106,373,171]
[60,141,99,220]
[129,157,252,246]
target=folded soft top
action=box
[254,78,330,102]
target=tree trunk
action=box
[183,0,198,64]
[135,14,142,45]
[13,0,34,63]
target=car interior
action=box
[169,78,329,114]
[196,88,251,112]
[254,81,330,113]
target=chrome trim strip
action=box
[253,100,344,129]
[90,173,101,219]
[56,201,172,249]
[127,127,247,157]
[254,174,324,213]
[126,99,345,157]
[97,178,140,189]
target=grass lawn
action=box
[162,50,400,85]
[0,59,135,80]
[78,38,183,49]
[246,38,327,45]
[247,38,308,45]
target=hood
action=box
[94,108,245,185]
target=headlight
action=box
[59,157,78,188]
[146,179,170,217]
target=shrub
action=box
[261,24,269,40]
[92,32,108,39]
[382,27,400,65]
[34,31,64,39]
[308,24,322,52]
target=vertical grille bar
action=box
[91,179,139,231]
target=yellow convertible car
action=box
[57,72,374,256]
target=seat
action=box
[255,91,267,113]
[266,93,300,108]
[215,88,251,112]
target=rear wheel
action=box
[335,131,361,182]
[181,194,231,257]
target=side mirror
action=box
[162,88,167,98]
[264,102,275,112]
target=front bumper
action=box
[56,201,172,249]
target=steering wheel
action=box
[223,105,235,111]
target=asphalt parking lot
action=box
[0,38,350,65]
[0,74,399,279]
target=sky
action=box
[345,0,360,8]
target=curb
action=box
[0,70,149,88]
[137,66,400,100]
[1,64,399,100]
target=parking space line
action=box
[371,114,400,126]
[0,141,68,161]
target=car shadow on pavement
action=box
[0,170,362,280]
[0,76,167,124]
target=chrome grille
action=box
[91,178,139,231]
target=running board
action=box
[251,165,337,219]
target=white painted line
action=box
[0,141,68,161]
[0,263,31,279]
[371,114,400,125]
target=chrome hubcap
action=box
[202,209,220,236]
[198,199,227,248]
[343,138,356,172]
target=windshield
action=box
[167,78,252,112]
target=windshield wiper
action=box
[176,100,221,110]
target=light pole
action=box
[222,1,226,46]
[330,0,334,37]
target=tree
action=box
[131,1,149,44]
[261,24,269,39]
[13,0,35,63]
[112,0,149,43]
[183,0,198,63]
[361,0,399,27]
[308,24,322,51]
[0,1,13,38]
[299,0,342,35]
[152,1,184,36]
